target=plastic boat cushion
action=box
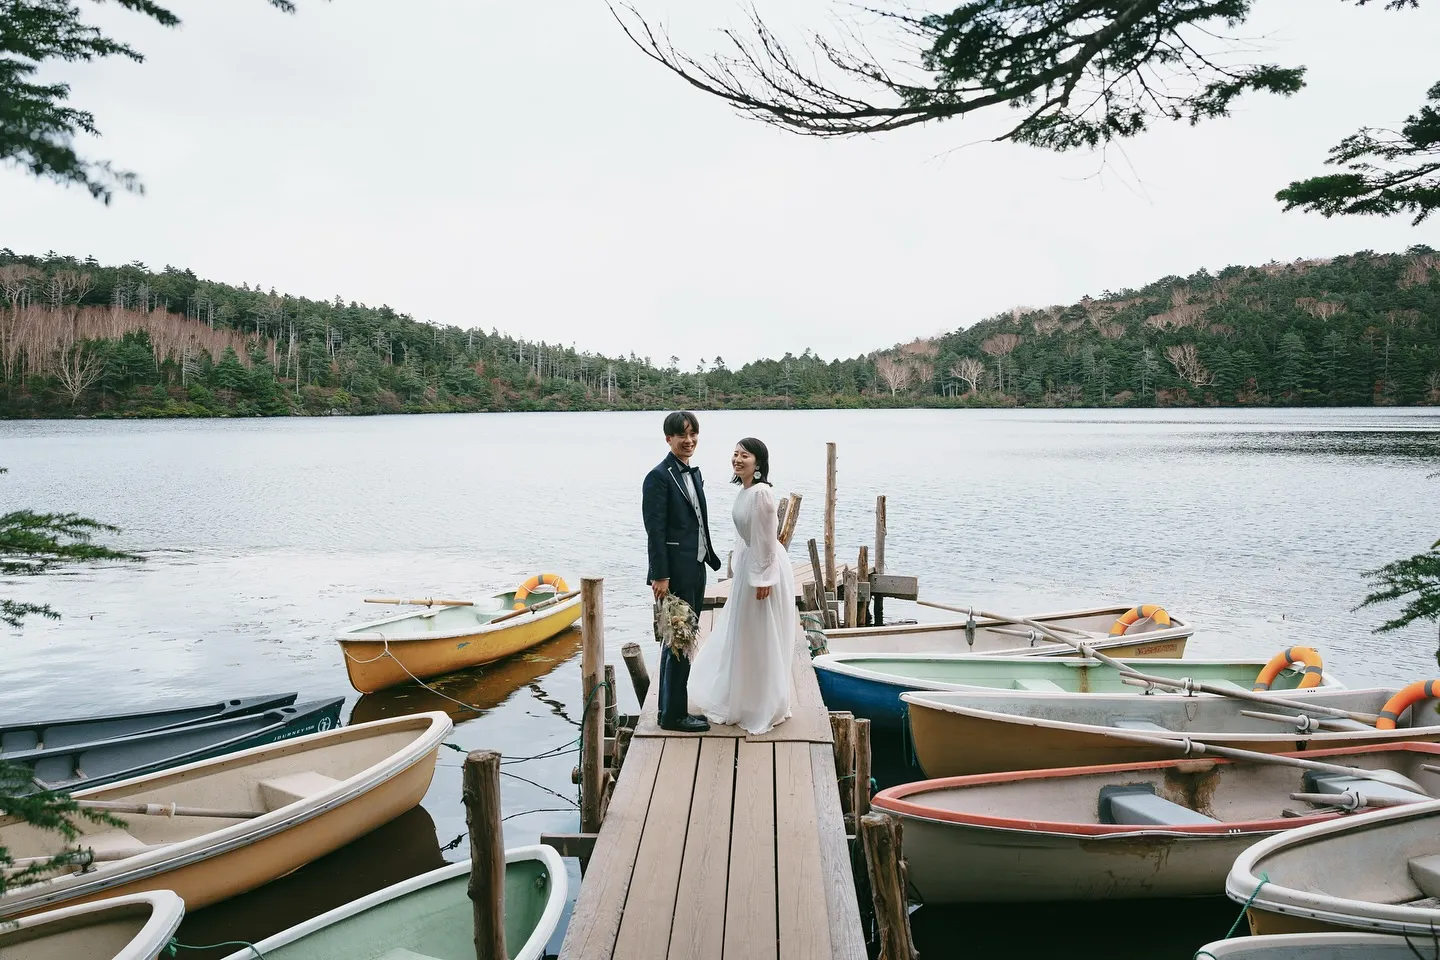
[1098,784,1220,827]
[1409,854,1440,899]
[258,771,343,810]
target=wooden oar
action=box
[75,799,263,819]
[965,606,1386,727]
[487,590,580,626]
[364,597,474,607]
[1095,725,1429,795]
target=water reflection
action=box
[174,804,446,960]
[349,627,583,725]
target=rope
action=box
[168,938,266,958]
[576,679,613,806]
[441,739,580,765]
[1192,872,1270,959]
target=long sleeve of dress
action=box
[745,485,783,588]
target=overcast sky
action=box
[2,1,1437,367]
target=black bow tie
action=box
[677,463,698,476]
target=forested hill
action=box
[0,246,1436,418]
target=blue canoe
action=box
[4,697,346,793]
[0,692,300,756]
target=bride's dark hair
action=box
[731,437,771,486]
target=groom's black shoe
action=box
[660,714,710,733]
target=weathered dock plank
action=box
[776,741,834,960]
[724,739,778,960]
[667,737,736,960]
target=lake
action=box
[3,407,1439,957]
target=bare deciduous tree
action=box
[1165,343,1214,388]
[50,342,105,405]
[981,333,1022,394]
[951,356,985,394]
[874,355,912,396]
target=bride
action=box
[688,437,795,735]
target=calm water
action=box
[3,408,1439,958]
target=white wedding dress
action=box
[688,482,795,735]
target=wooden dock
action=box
[556,606,867,960]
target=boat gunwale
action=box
[822,604,1193,642]
[215,843,568,960]
[1197,932,1429,956]
[337,593,581,645]
[0,693,301,752]
[897,688,1440,744]
[0,890,185,960]
[0,711,453,919]
[872,741,1440,837]
[814,655,1344,694]
[1227,794,1440,932]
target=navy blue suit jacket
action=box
[642,453,722,584]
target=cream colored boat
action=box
[337,583,581,693]
[901,687,1440,777]
[823,604,1192,659]
[1198,933,1440,958]
[0,712,451,921]
[0,891,183,960]
[1229,796,1440,937]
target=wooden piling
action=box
[620,641,650,706]
[843,566,859,630]
[603,664,617,739]
[857,546,870,626]
[824,442,837,594]
[778,491,803,550]
[580,577,605,835]
[873,496,887,627]
[829,711,856,831]
[807,538,833,627]
[860,812,917,960]
[463,749,506,960]
[854,719,872,819]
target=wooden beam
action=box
[824,442,837,594]
[860,812,917,960]
[843,566,859,630]
[463,749,506,960]
[778,491,803,550]
[580,577,605,834]
[857,546,870,626]
[829,711,856,829]
[870,574,919,601]
[538,832,598,860]
[620,642,650,707]
[854,718,872,820]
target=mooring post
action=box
[580,577,605,835]
[857,546,870,626]
[807,538,832,628]
[824,442,837,595]
[860,811,917,960]
[873,495,887,627]
[463,749,506,960]
[843,565,859,629]
[603,663,617,738]
[829,711,856,831]
[854,718,872,819]
[620,641,650,706]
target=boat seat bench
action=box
[1013,679,1066,693]
[1109,718,1172,733]
[376,950,444,960]
[1410,855,1440,899]
[258,771,343,811]
[1099,785,1220,827]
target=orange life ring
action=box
[513,573,569,610]
[1376,679,1440,730]
[1251,646,1325,692]
[1108,604,1172,636]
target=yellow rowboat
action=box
[0,712,450,921]
[336,578,582,694]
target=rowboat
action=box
[0,692,299,756]
[1229,796,1440,936]
[900,687,1440,777]
[350,626,582,724]
[821,604,1192,659]
[337,578,581,693]
[218,844,567,960]
[815,654,1343,730]
[870,741,1440,903]
[0,711,451,921]
[1197,933,1439,958]
[6,697,345,794]
[0,891,183,960]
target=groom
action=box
[642,410,722,732]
